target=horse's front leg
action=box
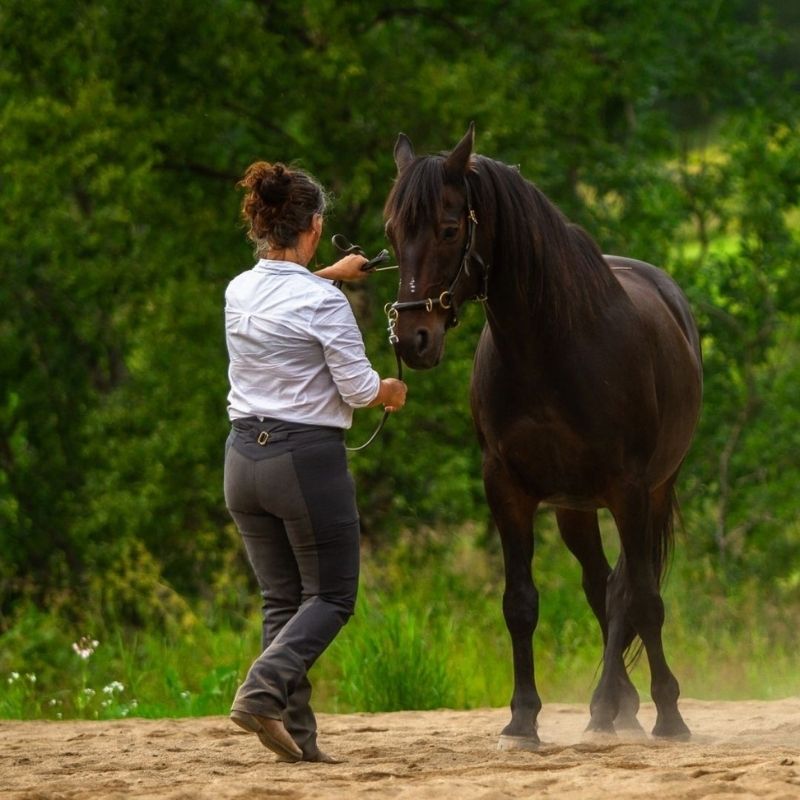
[484,457,541,749]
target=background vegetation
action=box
[1,0,798,719]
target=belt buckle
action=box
[257,431,270,446]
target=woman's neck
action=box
[266,246,308,266]
[266,225,321,267]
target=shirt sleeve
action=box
[312,290,381,408]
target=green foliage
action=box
[667,110,800,580]
[333,598,456,711]
[0,601,255,719]
[2,528,797,719]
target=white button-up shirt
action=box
[225,259,380,429]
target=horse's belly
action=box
[498,423,692,506]
[500,432,609,506]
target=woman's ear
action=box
[312,213,323,236]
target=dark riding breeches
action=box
[223,418,360,755]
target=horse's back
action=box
[605,256,702,366]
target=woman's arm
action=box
[314,254,369,282]
[312,292,407,413]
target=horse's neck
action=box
[471,167,620,355]
[483,233,619,358]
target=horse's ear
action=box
[394,133,415,173]
[444,121,475,180]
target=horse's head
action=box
[384,124,486,369]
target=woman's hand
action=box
[382,378,407,412]
[367,378,407,412]
[314,254,370,283]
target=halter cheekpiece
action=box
[386,177,489,344]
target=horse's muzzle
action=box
[396,318,446,369]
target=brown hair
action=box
[237,161,327,254]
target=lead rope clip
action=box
[385,303,399,345]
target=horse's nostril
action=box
[415,329,429,354]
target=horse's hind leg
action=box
[484,458,541,748]
[606,483,690,739]
[556,509,642,733]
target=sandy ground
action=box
[1,699,799,799]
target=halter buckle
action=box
[439,291,452,310]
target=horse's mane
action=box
[385,153,618,331]
[384,155,447,237]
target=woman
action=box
[224,161,406,763]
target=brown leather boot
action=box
[276,747,344,764]
[230,709,303,761]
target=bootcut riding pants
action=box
[223,417,359,756]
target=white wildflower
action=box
[103,681,124,695]
[72,636,99,659]
[7,671,20,684]
[83,687,96,698]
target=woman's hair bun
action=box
[238,159,327,253]
[238,161,291,208]
[256,162,292,207]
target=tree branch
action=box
[155,158,239,183]
[371,6,476,41]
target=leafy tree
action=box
[0,0,797,625]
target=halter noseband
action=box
[386,178,489,344]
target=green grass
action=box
[0,609,256,719]
[1,521,798,720]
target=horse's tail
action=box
[653,483,679,590]
[624,483,679,666]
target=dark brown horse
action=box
[384,124,703,748]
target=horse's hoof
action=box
[652,717,691,741]
[652,727,691,742]
[614,714,647,738]
[498,734,540,751]
[581,728,618,745]
[615,725,648,742]
[584,717,616,736]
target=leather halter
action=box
[386,178,489,344]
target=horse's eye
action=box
[441,226,459,242]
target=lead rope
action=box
[346,348,403,452]
[342,283,405,453]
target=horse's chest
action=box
[482,405,614,504]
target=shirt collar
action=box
[253,258,311,275]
